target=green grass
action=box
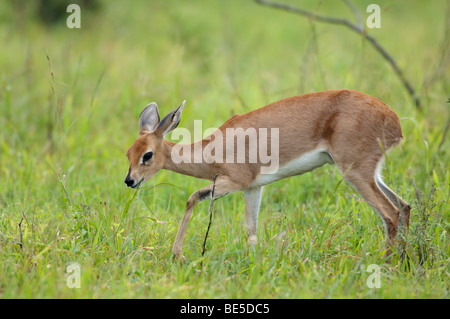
[0,0,448,298]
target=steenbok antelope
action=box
[125,89,410,259]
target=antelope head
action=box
[124,101,185,188]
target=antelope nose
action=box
[124,178,135,187]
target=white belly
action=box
[250,148,334,187]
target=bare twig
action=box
[201,174,219,259]
[254,0,421,110]
[18,215,24,250]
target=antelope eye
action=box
[142,151,153,163]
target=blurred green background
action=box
[0,0,448,298]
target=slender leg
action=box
[375,175,410,228]
[346,174,400,255]
[172,176,241,259]
[375,175,411,262]
[330,143,401,257]
[172,185,212,259]
[243,186,263,247]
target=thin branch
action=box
[254,0,421,110]
[201,174,219,259]
[256,0,363,32]
[18,215,24,250]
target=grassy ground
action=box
[0,0,448,298]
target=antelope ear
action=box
[156,100,186,137]
[139,102,160,133]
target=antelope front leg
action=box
[172,186,211,260]
[243,186,263,247]
[172,177,241,260]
